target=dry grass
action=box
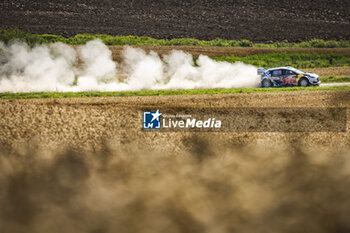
[1,139,350,233]
[1,91,350,232]
[0,90,349,152]
[305,66,350,76]
[108,46,350,62]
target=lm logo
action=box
[143,110,162,129]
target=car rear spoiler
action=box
[257,67,266,75]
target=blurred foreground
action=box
[1,138,350,233]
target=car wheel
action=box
[262,79,272,88]
[299,78,309,87]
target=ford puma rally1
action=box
[258,67,321,87]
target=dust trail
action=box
[0,40,259,92]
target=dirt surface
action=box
[0,90,349,152]
[305,66,350,77]
[108,46,350,76]
[321,82,350,86]
[1,0,349,42]
[109,46,350,62]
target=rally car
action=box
[257,67,321,87]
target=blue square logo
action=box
[143,110,161,129]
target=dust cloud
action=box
[0,40,259,92]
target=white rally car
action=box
[258,66,321,87]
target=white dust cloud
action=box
[0,40,260,92]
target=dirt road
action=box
[109,46,350,62]
[321,82,350,87]
[108,46,350,77]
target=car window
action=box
[272,70,281,77]
[290,68,304,74]
[285,70,295,75]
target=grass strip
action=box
[213,53,350,69]
[0,85,349,99]
[1,28,350,48]
[321,76,350,83]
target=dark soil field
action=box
[1,0,349,42]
